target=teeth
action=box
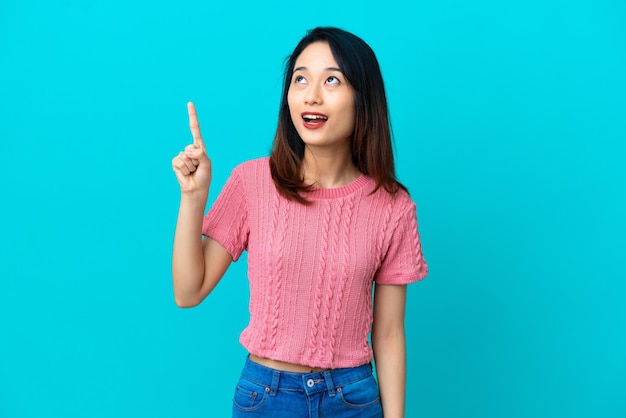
[303,114,328,120]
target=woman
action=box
[172,27,428,418]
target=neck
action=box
[302,146,360,189]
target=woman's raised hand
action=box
[172,102,212,195]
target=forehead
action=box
[293,42,339,69]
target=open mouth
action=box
[302,113,328,127]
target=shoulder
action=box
[231,157,270,178]
[227,157,273,198]
[368,182,416,212]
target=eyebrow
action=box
[293,66,343,73]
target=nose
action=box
[305,84,322,105]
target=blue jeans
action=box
[232,356,383,417]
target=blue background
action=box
[1,0,625,417]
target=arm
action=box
[372,283,408,418]
[172,194,232,308]
[171,102,232,308]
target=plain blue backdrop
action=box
[1,1,625,417]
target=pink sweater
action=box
[202,158,428,369]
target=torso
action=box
[249,354,329,372]
[203,158,425,369]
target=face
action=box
[287,42,356,153]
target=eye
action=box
[326,76,340,84]
[294,75,306,84]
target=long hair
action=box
[270,27,407,204]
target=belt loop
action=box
[323,371,336,397]
[269,370,280,396]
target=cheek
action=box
[343,105,356,135]
[347,103,356,121]
[286,90,295,110]
[341,100,356,125]
[287,104,297,123]
[287,91,299,116]
[338,94,355,115]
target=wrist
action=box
[179,190,209,206]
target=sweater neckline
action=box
[304,174,372,200]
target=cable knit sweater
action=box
[202,157,428,369]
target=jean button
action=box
[306,378,315,388]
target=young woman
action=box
[172,27,428,418]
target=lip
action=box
[301,111,328,118]
[301,112,328,129]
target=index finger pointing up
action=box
[187,101,205,150]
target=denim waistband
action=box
[240,356,373,397]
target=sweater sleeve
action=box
[374,201,428,285]
[201,167,249,261]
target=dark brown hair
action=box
[270,27,407,204]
